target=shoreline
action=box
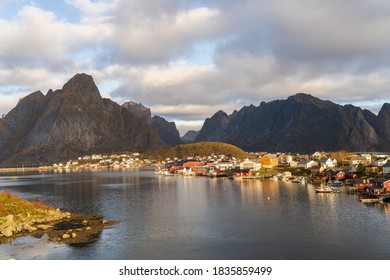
[0,167,40,173]
[0,191,117,246]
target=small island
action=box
[0,191,116,245]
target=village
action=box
[43,150,390,199]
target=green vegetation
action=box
[144,142,250,160]
[0,190,53,224]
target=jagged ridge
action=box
[0,73,167,165]
[195,93,390,153]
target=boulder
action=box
[23,224,37,233]
[2,227,14,238]
[62,233,71,239]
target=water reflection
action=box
[2,170,390,259]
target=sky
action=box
[1,0,390,135]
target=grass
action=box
[0,190,54,225]
[144,141,250,160]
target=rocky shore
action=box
[0,192,116,245]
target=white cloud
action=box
[1,0,390,133]
[110,5,224,63]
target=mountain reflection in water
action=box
[1,169,390,260]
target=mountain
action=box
[376,103,390,141]
[150,116,182,146]
[194,110,233,142]
[0,73,167,165]
[121,101,182,146]
[181,130,199,143]
[122,101,151,122]
[195,93,390,153]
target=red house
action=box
[363,179,390,195]
[354,178,373,190]
[336,171,345,180]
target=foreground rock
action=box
[41,213,117,245]
[0,212,117,245]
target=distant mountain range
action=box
[194,93,390,153]
[1,73,389,165]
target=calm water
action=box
[1,168,390,260]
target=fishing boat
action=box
[315,186,333,193]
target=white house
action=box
[383,162,390,175]
[239,159,261,170]
[297,160,319,169]
[215,162,235,170]
[349,156,367,166]
[360,154,372,164]
[373,158,390,167]
[319,158,337,169]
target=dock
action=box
[359,198,381,203]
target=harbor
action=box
[2,168,390,260]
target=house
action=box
[349,156,367,166]
[383,162,390,175]
[373,179,390,191]
[319,158,337,169]
[297,160,318,169]
[363,179,390,195]
[239,159,261,171]
[311,151,325,159]
[260,154,278,168]
[215,161,236,171]
[354,178,373,191]
[373,158,390,167]
[360,154,372,164]
[336,171,346,180]
[363,185,386,196]
[365,166,380,175]
[183,161,202,168]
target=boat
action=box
[154,168,165,175]
[328,180,343,187]
[291,177,306,184]
[315,186,333,193]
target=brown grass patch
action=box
[0,190,54,223]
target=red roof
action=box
[183,161,202,167]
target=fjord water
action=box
[1,169,390,260]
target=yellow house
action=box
[260,154,278,168]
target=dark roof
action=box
[365,185,383,190]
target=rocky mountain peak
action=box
[122,101,152,122]
[379,103,390,115]
[287,93,333,109]
[61,73,101,100]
